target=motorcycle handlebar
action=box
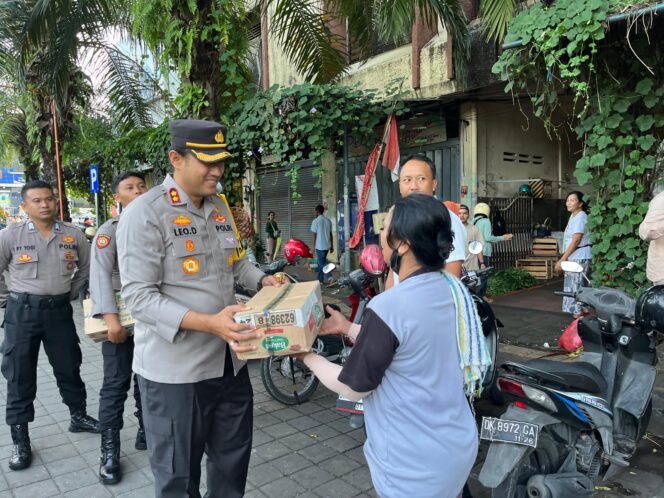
[554,291,575,297]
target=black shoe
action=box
[135,427,146,451]
[99,429,121,485]
[69,412,101,433]
[8,424,32,471]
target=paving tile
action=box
[271,452,312,475]
[298,442,339,464]
[280,432,318,451]
[252,440,290,460]
[270,408,302,422]
[64,482,113,498]
[313,477,359,498]
[251,429,274,447]
[326,417,356,434]
[322,434,362,453]
[258,476,305,497]
[0,475,7,492]
[307,424,340,442]
[54,467,99,492]
[253,413,281,428]
[44,454,88,476]
[3,463,50,488]
[115,484,155,497]
[310,409,343,424]
[243,489,267,498]
[288,415,321,432]
[0,491,10,498]
[291,465,336,488]
[345,446,368,465]
[320,454,360,477]
[262,422,299,439]
[247,462,284,488]
[102,469,151,495]
[11,477,61,498]
[295,402,326,415]
[344,467,373,492]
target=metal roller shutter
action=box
[257,163,322,259]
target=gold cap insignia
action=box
[215,130,225,144]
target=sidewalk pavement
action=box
[0,273,661,497]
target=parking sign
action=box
[89,164,99,193]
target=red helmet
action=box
[360,244,386,276]
[283,238,313,264]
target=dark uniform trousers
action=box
[99,337,142,430]
[138,349,253,498]
[1,293,86,425]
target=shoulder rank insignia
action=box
[169,188,182,205]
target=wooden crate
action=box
[532,237,559,257]
[516,258,555,280]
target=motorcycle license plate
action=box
[336,395,364,414]
[480,417,539,447]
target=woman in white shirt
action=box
[556,191,592,315]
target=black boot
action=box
[99,429,121,484]
[69,411,101,433]
[134,411,146,451]
[8,424,32,471]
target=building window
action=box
[503,151,544,166]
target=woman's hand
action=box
[319,305,352,336]
[555,260,563,273]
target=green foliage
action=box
[492,0,663,295]
[486,268,538,296]
[227,82,408,198]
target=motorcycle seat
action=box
[504,359,607,394]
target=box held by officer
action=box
[233,281,324,360]
[83,293,135,342]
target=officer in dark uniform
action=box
[0,180,100,471]
[117,120,280,497]
[90,172,148,485]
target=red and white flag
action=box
[381,114,400,182]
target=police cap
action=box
[170,119,232,163]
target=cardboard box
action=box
[83,293,135,342]
[233,281,324,360]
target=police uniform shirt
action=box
[90,217,121,317]
[0,220,90,303]
[117,174,265,384]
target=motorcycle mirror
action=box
[560,261,584,273]
[322,263,336,274]
[468,241,483,255]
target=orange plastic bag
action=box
[558,318,582,351]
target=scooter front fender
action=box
[478,405,560,488]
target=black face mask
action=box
[390,248,402,274]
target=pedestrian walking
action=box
[459,204,485,271]
[556,191,592,316]
[265,211,280,262]
[90,172,148,485]
[117,119,280,498]
[0,180,100,472]
[639,187,664,286]
[472,202,513,268]
[311,204,333,283]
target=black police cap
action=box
[170,119,232,163]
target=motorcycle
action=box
[478,261,664,497]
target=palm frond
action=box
[479,0,517,43]
[266,0,348,83]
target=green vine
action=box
[493,0,663,295]
[227,82,407,200]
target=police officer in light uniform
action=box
[91,172,148,485]
[117,120,280,497]
[0,180,100,471]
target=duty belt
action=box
[9,292,70,309]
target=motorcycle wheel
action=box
[260,342,322,405]
[491,431,565,498]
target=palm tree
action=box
[268,0,520,85]
[0,0,155,219]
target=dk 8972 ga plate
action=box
[480,417,539,447]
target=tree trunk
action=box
[39,126,71,222]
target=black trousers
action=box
[1,294,87,425]
[99,336,142,430]
[138,351,253,498]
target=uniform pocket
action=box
[171,235,206,280]
[1,343,15,382]
[60,249,79,275]
[14,251,38,279]
[145,414,174,474]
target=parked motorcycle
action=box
[478,261,664,497]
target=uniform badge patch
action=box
[183,257,200,275]
[228,254,234,267]
[213,215,227,224]
[62,235,75,243]
[67,261,76,271]
[169,188,182,205]
[96,235,111,249]
[173,215,192,226]
[18,254,32,262]
[185,240,195,252]
[64,251,76,261]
